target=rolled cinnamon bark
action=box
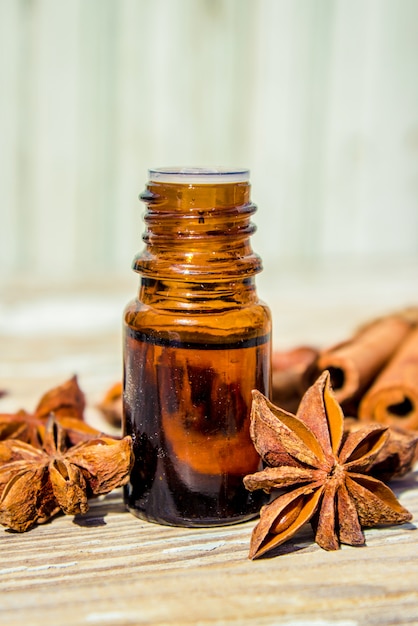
[317,315,411,404]
[271,346,318,412]
[359,326,418,430]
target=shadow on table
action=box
[72,489,126,527]
[390,468,418,495]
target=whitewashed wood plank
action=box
[0,0,30,275]
[1,0,417,283]
[320,0,418,261]
[354,0,418,259]
[110,0,159,274]
[74,0,121,274]
[0,483,416,625]
[0,279,417,625]
[27,0,81,276]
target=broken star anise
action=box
[0,376,102,448]
[0,415,134,532]
[244,371,412,559]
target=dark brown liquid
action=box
[123,328,270,526]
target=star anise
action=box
[344,417,418,481]
[35,374,86,420]
[244,371,412,559]
[97,381,123,428]
[0,415,134,532]
[0,376,101,448]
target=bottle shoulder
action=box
[124,297,271,342]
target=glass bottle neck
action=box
[133,175,263,308]
[139,276,259,310]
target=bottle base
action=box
[125,505,260,528]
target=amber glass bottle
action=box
[123,168,271,527]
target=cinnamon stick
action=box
[317,315,412,404]
[359,326,418,430]
[271,346,318,412]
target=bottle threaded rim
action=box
[148,167,249,184]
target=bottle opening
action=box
[149,167,250,184]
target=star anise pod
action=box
[344,417,418,481]
[0,415,134,532]
[97,381,123,428]
[34,375,85,420]
[0,410,39,444]
[0,376,100,448]
[244,371,412,559]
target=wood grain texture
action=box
[0,479,417,626]
[0,279,417,625]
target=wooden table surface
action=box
[1,266,418,626]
